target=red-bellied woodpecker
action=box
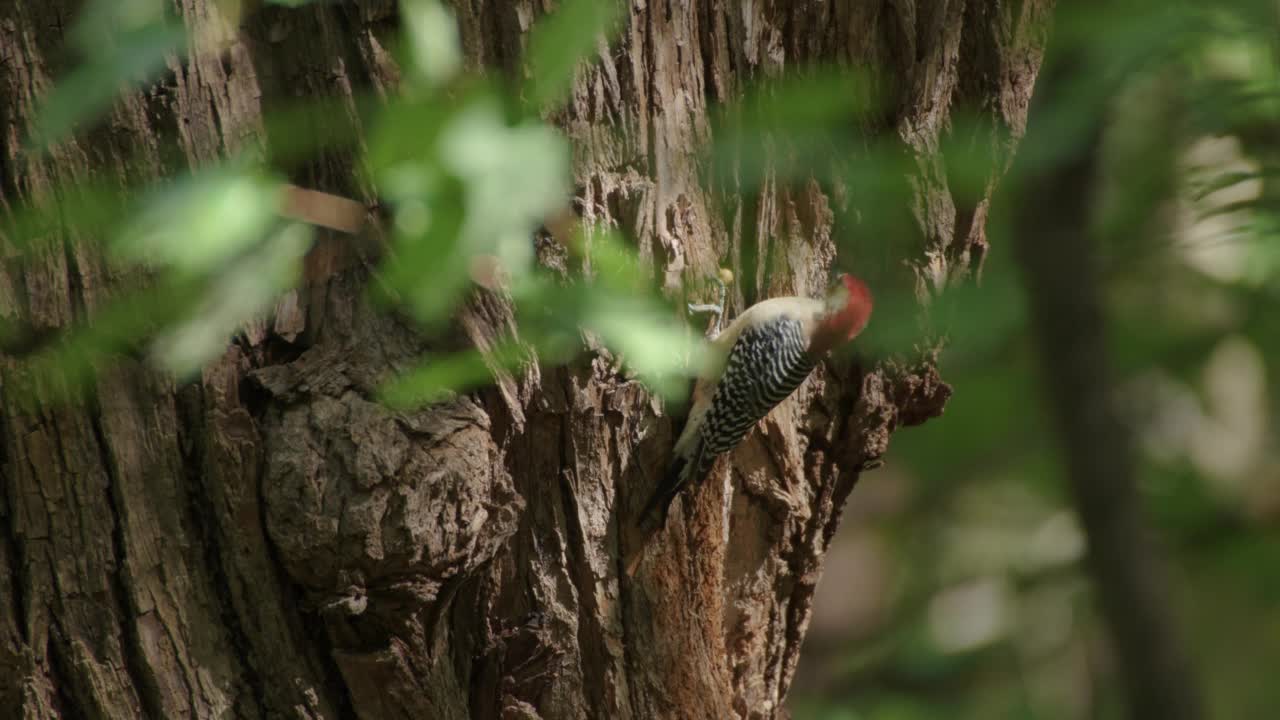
[626,273,873,574]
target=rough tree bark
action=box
[0,1,1049,718]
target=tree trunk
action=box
[1012,31,1204,720]
[0,1,1049,718]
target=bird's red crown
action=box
[814,273,873,352]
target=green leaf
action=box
[583,228,645,291]
[584,295,701,400]
[369,94,571,327]
[437,100,571,275]
[401,0,462,87]
[526,0,622,108]
[366,94,451,184]
[27,24,187,151]
[19,284,189,404]
[379,340,527,409]
[710,68,877,189]
[0,182,132,256]
[114,169,283,273]
[150,223,312,377]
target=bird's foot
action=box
[688,270,731,335]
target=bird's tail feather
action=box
[637,455,688,529]
[625,453,691,577]
[626,444,718,577]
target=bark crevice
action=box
[44,617,85,720]
[90,410,164,720]
[178,386,271,719]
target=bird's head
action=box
[813,273,873,353]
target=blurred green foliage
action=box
[6,0,703,406]
[27,0,187,152]
[5,0,1280,717]
[790,2,1280,719]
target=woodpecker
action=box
[628,273,873,570]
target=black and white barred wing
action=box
[696,315,814,466]
[635,314,815,528]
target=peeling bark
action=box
[1,1,1048,718]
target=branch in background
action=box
[1009,42,1206,720]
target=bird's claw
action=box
[687,302,723,315]
[688,272,730,334]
